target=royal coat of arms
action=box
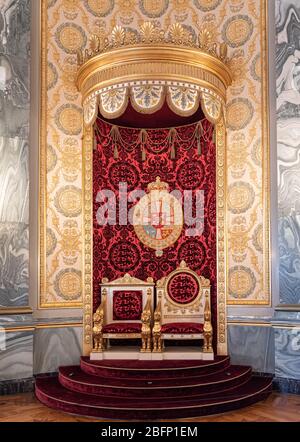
[133,177,183,257]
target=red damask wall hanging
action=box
[93,118,216,323]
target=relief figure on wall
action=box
[277,47,300,109]
[0,0,30,139]
[276,1,300,304]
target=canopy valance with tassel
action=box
[94,118,214,161]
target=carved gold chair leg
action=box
[92,293,106,352]
[203,331,213,353]
[93,337,98,351]
[100,336,104,351]
[152,335,157,352]
[140,288,152,353]
[157,335,163,352]
[93,333,103,352]
[152,332,162,353]
[152,294,162,352]
[141,332,151,353]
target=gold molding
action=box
[82,124,94,355]
[101,274,154,286]
[216,117,227,355]
[0,307,33,315]
[39,302,83,309]
[263,0,271,307]
[77,45,232,104]
[227,322,300,329]
[227,321,271,327]
[39,0,47,309]
[35,322,82,329]
[275,305,300,311]
[5,327,35,333]
[4,323,83,333]
[274,325,300,330]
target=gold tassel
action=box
[168,128,177,160]
[170,143,176,160]
[114,144,119,159]
[198,121,204,137]
[139,129,148,162]
[110,125,120,159]
[197,138,201,156]
[94,124,100,150]
[196,121,203,156]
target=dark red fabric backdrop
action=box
[93,118,216,333]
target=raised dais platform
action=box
[90,346,214,361]
[35,356,272,420]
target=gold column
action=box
[216,117,227,355]
[82,124,94,355]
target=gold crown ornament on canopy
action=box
[77,23,229,66]
[76,22,233,127]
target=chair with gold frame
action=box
[92,274,154,355]
[153,261,213,357]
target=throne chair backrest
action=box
[100,274,155,324]
[156,261,211,326]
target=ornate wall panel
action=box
[40,0,270,307]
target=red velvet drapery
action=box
[93,117,216,332]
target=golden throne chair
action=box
[153,261,213,360]
[91,274,154,360]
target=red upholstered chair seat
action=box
[102,322,142,334]
[161,322,203,334]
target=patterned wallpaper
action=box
[0,0,30,309]
[41,0,269,307]
[276,0,300,305]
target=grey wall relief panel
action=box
[275,327,300,379]
[276,1,300,304]
[0,0,30,308]
[0,138,29,223]
[34,327,82,375]
[0,330,33,380]
[0,223,29,307]
[0,0,30,139]
[228,325,275,373]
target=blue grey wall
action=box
[0,1,83,394]
[0,0,30,308]
[274,0,300,389]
